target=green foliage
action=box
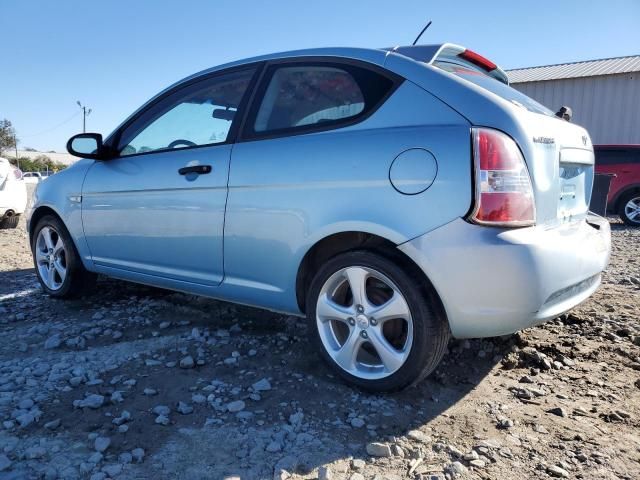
[8,155,67,173]
[0,119,17,155]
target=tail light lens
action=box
[469,128,536,227]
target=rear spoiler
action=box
[386,43,510,85]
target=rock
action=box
[547,465,569,478]
[153,405,170,416]
[118,424,129,433]
[350,418,365,428]
[227,400,245,413]
[349,475,365,480]
[351,459,366,470]
[75,394,105,409]
[0,454,11,471]
[159,321,171,329]
[177,401,193,415]
[469,459,486,468]
[407,429,432,443]
[90,473,106,480]
[547,407,568,417]
[192,394,207,404]
[16,412,35,428]
[179,356,195,369]
[44,334,62,349]
[143,388,158,396]
[252,378,272,391]
[155,414,170,426]
[446,461,468,477]
[131,448,145,463]
[44,418,61,430]
[366,442,392,457]
[318,465,333,480]
[113,410,131,425]
[94,436,111,452]
[102,464,122,477]
[18,398,34,409]
[497,418,514,429]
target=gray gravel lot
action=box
[0,208,639,479]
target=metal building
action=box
[507,55,640,144]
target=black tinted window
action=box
[594,148,639,165]
[251,63,395,135]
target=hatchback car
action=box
[28,44,611,391]
[594,145,640,226]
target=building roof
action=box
[507,55,640,84]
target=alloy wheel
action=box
[316,266,413,380]
[35,226,67,291]
[624,196,640,224]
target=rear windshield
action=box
[434,61,554,116]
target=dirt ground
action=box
[0,209,638,480]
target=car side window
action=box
[251,63,396,135]
[595,149,638,165]
[117,68,256,157]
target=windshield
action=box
[435,61,554,116]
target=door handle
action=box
[178,165,212,175]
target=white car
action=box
[22,171,45,184]
[0,157,27,229]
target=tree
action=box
[0,119,17,155]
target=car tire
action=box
[617,191,640,226]
[31,215,96,298]
[306,250,449,392]
[0,215,20,229]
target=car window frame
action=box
[107,63,265,160]
[238,57,403,143]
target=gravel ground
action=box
[0,208,638,480]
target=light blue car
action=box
[28,44,611,391]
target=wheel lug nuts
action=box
[357,305,364,313]
[370,318,377,326]
[360,330,368,339]
[348,317,355,326]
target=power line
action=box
[19,111,81,138]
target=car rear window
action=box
[251,63,395,135]
[594,148,640,165]
[434,61,554,116]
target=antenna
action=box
[412,20,432,46]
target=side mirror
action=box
[66,133,109,160]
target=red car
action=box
[594,145,640,226]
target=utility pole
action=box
[77,101,92,133]
[13,133,19,170]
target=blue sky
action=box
[1,0,639,152]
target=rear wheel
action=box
[618,191,640,226]
[0,215,20,229]
[31,215,96,297]
[306,250,449,392]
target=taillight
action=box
[469,128,536,227]
[458,49,497,72]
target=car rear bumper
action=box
[398,215,611,338]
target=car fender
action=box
[28,160,95,270]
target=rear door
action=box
[594,146,640,204]
[82,66,257,287]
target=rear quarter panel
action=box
[222,81,471,313]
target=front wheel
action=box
[618,191,640,226]
[31,215,96,297]
[306,251,449,392]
